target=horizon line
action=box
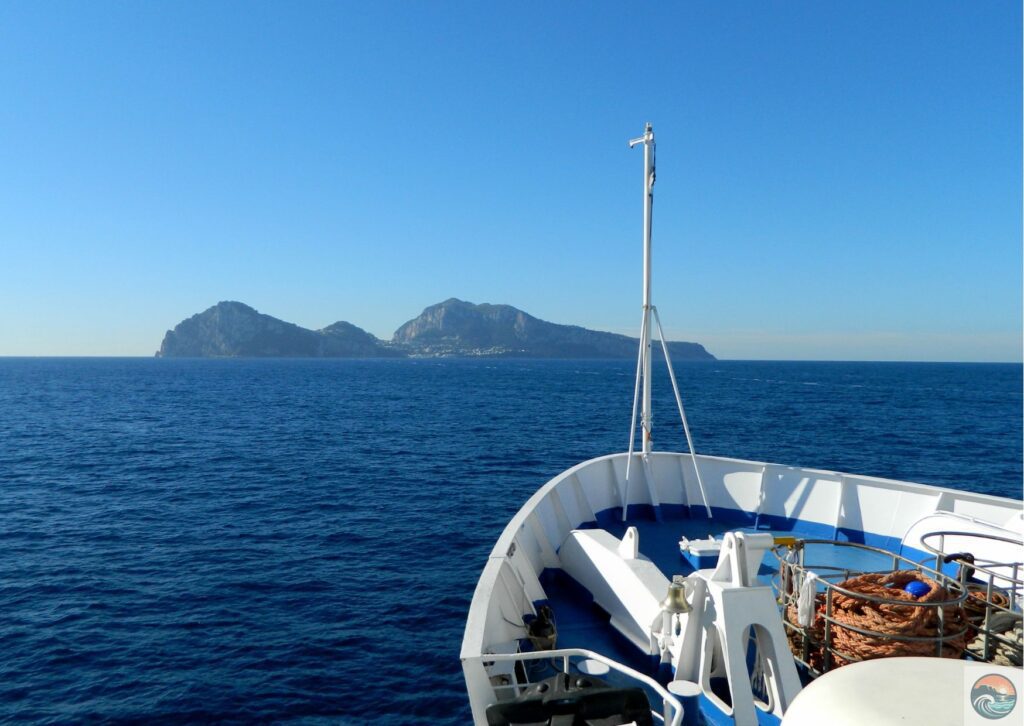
[0,356,1020,365]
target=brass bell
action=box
[662,575,692,614]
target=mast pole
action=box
[629,122,655,455]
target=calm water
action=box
[0,359,1020,723]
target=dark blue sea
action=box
[1,359,1020,723]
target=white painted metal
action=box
[653,305,711,517]
[466,648,685,726]
[679,535,722,565]
[904,511,1024,587]
[508,526,802,724]
[622,127,710,523]
[559,527,669,653]
[707,531,774,587]
[622,310,648,514]
[623,123,656,520]
[628,122,656,457]
[781,658,1024,726]
[461,450,1023,724]
[904,510,1024,555]
[665,576,707,683]
[654,576,700,665]
[697,532,803,725]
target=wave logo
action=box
[971,674,1017,720]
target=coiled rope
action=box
[964,586,1023,667]
[965,586,1010,623]
[786,570,966,668]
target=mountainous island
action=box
[156,299,715,360]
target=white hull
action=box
[461,451,1022,724]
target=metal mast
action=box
[629,122,655,455]
[622,124,710,521]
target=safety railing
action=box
[920,530,1023,667]
[770,539,970,677]
[470,647,684,726]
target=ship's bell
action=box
[662,575,691,614]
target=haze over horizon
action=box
[1,2,1020,362]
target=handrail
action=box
[470,647,685,726]
[918,529,1024,664]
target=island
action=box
[156,299,716,360]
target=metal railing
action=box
[770,539,970,677]
[920,530,1023,667]
[470,647,684,726]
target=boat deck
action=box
[536,511,928,725]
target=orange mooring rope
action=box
[787,570,967,668]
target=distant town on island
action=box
[156,299,716,360]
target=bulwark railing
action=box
[468,647,685,726]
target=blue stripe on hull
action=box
[589,504,933,563]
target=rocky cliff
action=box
[391,298,715,359]
[157,299,715,360]
[156,302,399,358]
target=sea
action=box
[0,358,1020,723]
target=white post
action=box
[653,306,712,518]
[629,123,655,456]
[622,309,648,520]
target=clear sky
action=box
[0,2,1020,360]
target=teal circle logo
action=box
[971,674,1017,720]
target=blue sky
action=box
[0,2,1020,360]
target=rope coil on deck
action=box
[965,586,1011,623]
[828,571,966,661]
[966,613,1023,666]
[784,570,967,668]
[964,586,1023,667]
[785,597,826,670]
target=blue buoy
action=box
[904,580,930,598]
